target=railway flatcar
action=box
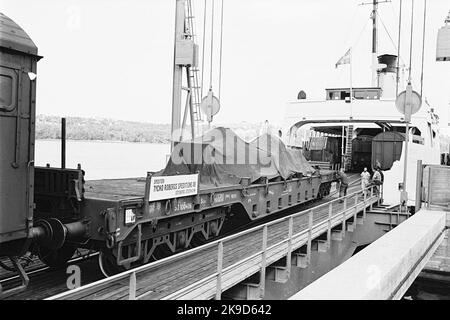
[0,13,338,294]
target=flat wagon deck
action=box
[84,178,238,201]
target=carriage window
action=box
[354,91,366,100]
[0,74,13,106]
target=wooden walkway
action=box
[418,206,450,281]
[420,228,450,279]
[289,208,447,300]
[48,186,378,300]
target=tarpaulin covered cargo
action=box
[249,133,316,179]
[155,127,316,189]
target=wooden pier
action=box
[289,163,450,300]
[289,208,447,300]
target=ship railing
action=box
[47,186,378,300]
[416,161,450,212]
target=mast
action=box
[371,0,378,87]
[362,0,390,87]
[170,0,202,152]
[171,0,185,152]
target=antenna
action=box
[359,0,391,87]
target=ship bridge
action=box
[284,86,437,133]
[285,97,406,131]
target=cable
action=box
[408,0,414,81]
[333,14,368,80]
[377,11,398,53]
[420,0,427,97]
[218,0,224,100]
[376,10,407,68]
[201,0,207,97]
[378,9,409,90]
[351,16,370,50]
[209,0,215,89]
[396,0,402,96]
[389,0,398,20]
[343,4,362,49]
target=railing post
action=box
[286,217,293,276]
[215,241,223,300]
[129,272,136,300]
[307,210,313,264]
[344,197,347,211]
[415,160,423,213]
[379,185,382,206]
[370,187,374,211]
[353,194,358,225]
[427,166,432,209]
[259,225,267,298]
[327,202,332,249]
[363,191,367,219]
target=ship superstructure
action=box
[283,1,442,207]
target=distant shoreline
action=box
[36,139,170,145]
[36,115,171,144]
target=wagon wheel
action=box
[189,232,207,248]
[98,249,127,277]
[38,244,77,269]
[150,244,174,261]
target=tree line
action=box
[36,115,171,143]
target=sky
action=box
[2,0,450,129]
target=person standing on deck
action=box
[372,167,383,196]
[337,168,349,203]
[360,167,370,195]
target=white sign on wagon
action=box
[149,174,199,201]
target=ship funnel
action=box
[297,90,307,100]
[377,54,397,99]
[436,13,450,61]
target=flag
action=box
[335,48,351,68]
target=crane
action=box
[170,0,224,152]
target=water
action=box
[35,140,170,180]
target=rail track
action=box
[0,251,101,300]
[2,175,361,300]
[0,249,97,282]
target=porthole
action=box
[0,67,17,112]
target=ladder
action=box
[345,125,354,171]
[184,0,203,132]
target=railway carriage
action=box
[0,12,41,258]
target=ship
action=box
[283,0,442,208]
